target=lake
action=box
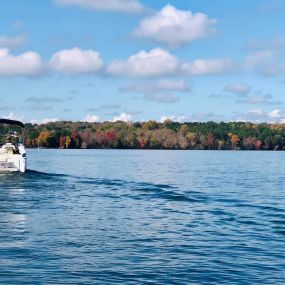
[1,150,285,284]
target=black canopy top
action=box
[0,119,25,128]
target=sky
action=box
[0,0,285,124]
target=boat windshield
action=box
[0,125,24,146]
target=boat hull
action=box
[0,154,26,173]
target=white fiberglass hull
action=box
[0,156,26,173]
[0,144,27,173]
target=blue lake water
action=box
[1,150,285,284]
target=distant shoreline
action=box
[2,121,284,151]
[12,120,285,150]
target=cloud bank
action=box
[107,48,234,77]
[0,46,236,78]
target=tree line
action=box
[19,120,285,150]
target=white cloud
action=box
[30,118,59,124]
[236,94,281,105]
[50,47,103,74]
[0,48,43,76]
[120,79,187,104]
[248,97,272,104]
[244,50,284,77]
[112,112,132,122]
[0,34,26,48]
[135,4,217,47]
[54,0,144,13]
[268,109,282,119]
[159,115,186,123]
[181,59,234,76]
[233,108,285,123]
[107,48,179,77]
[248,109,263,116]
[82,114,100,122]
[245,50,273,67]
[151,79,190,92]
[189,112,224,122]
[120,79,190,93]
[224,83,251,95]
[159,112,224,123]
[144,93,179,103]
[245,37,285,76]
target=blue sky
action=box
[0,0,285,123]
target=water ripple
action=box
[0,150,285,284]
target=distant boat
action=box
[0,119,27,173]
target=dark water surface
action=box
[1,150,285,284]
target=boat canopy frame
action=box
[0,119,25,128]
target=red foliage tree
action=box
[255,140,263,150]
[59,136,66,148]
[71,131,81,148]
[207,132,215,149]
[138,134,147,149]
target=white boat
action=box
[0,119,27,173]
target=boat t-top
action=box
[0,119,27,173]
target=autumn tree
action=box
[142,120,159,131]
[59,136,66,148]
[71,131,82,148]
[187,132,197,149]
[207,132,215,149]
[228,133,240,149]
[178,124,189,136]
[37,130,57,147]
[65,136,71,148]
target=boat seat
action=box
[6,147,15,155]
[1,143,16,155]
